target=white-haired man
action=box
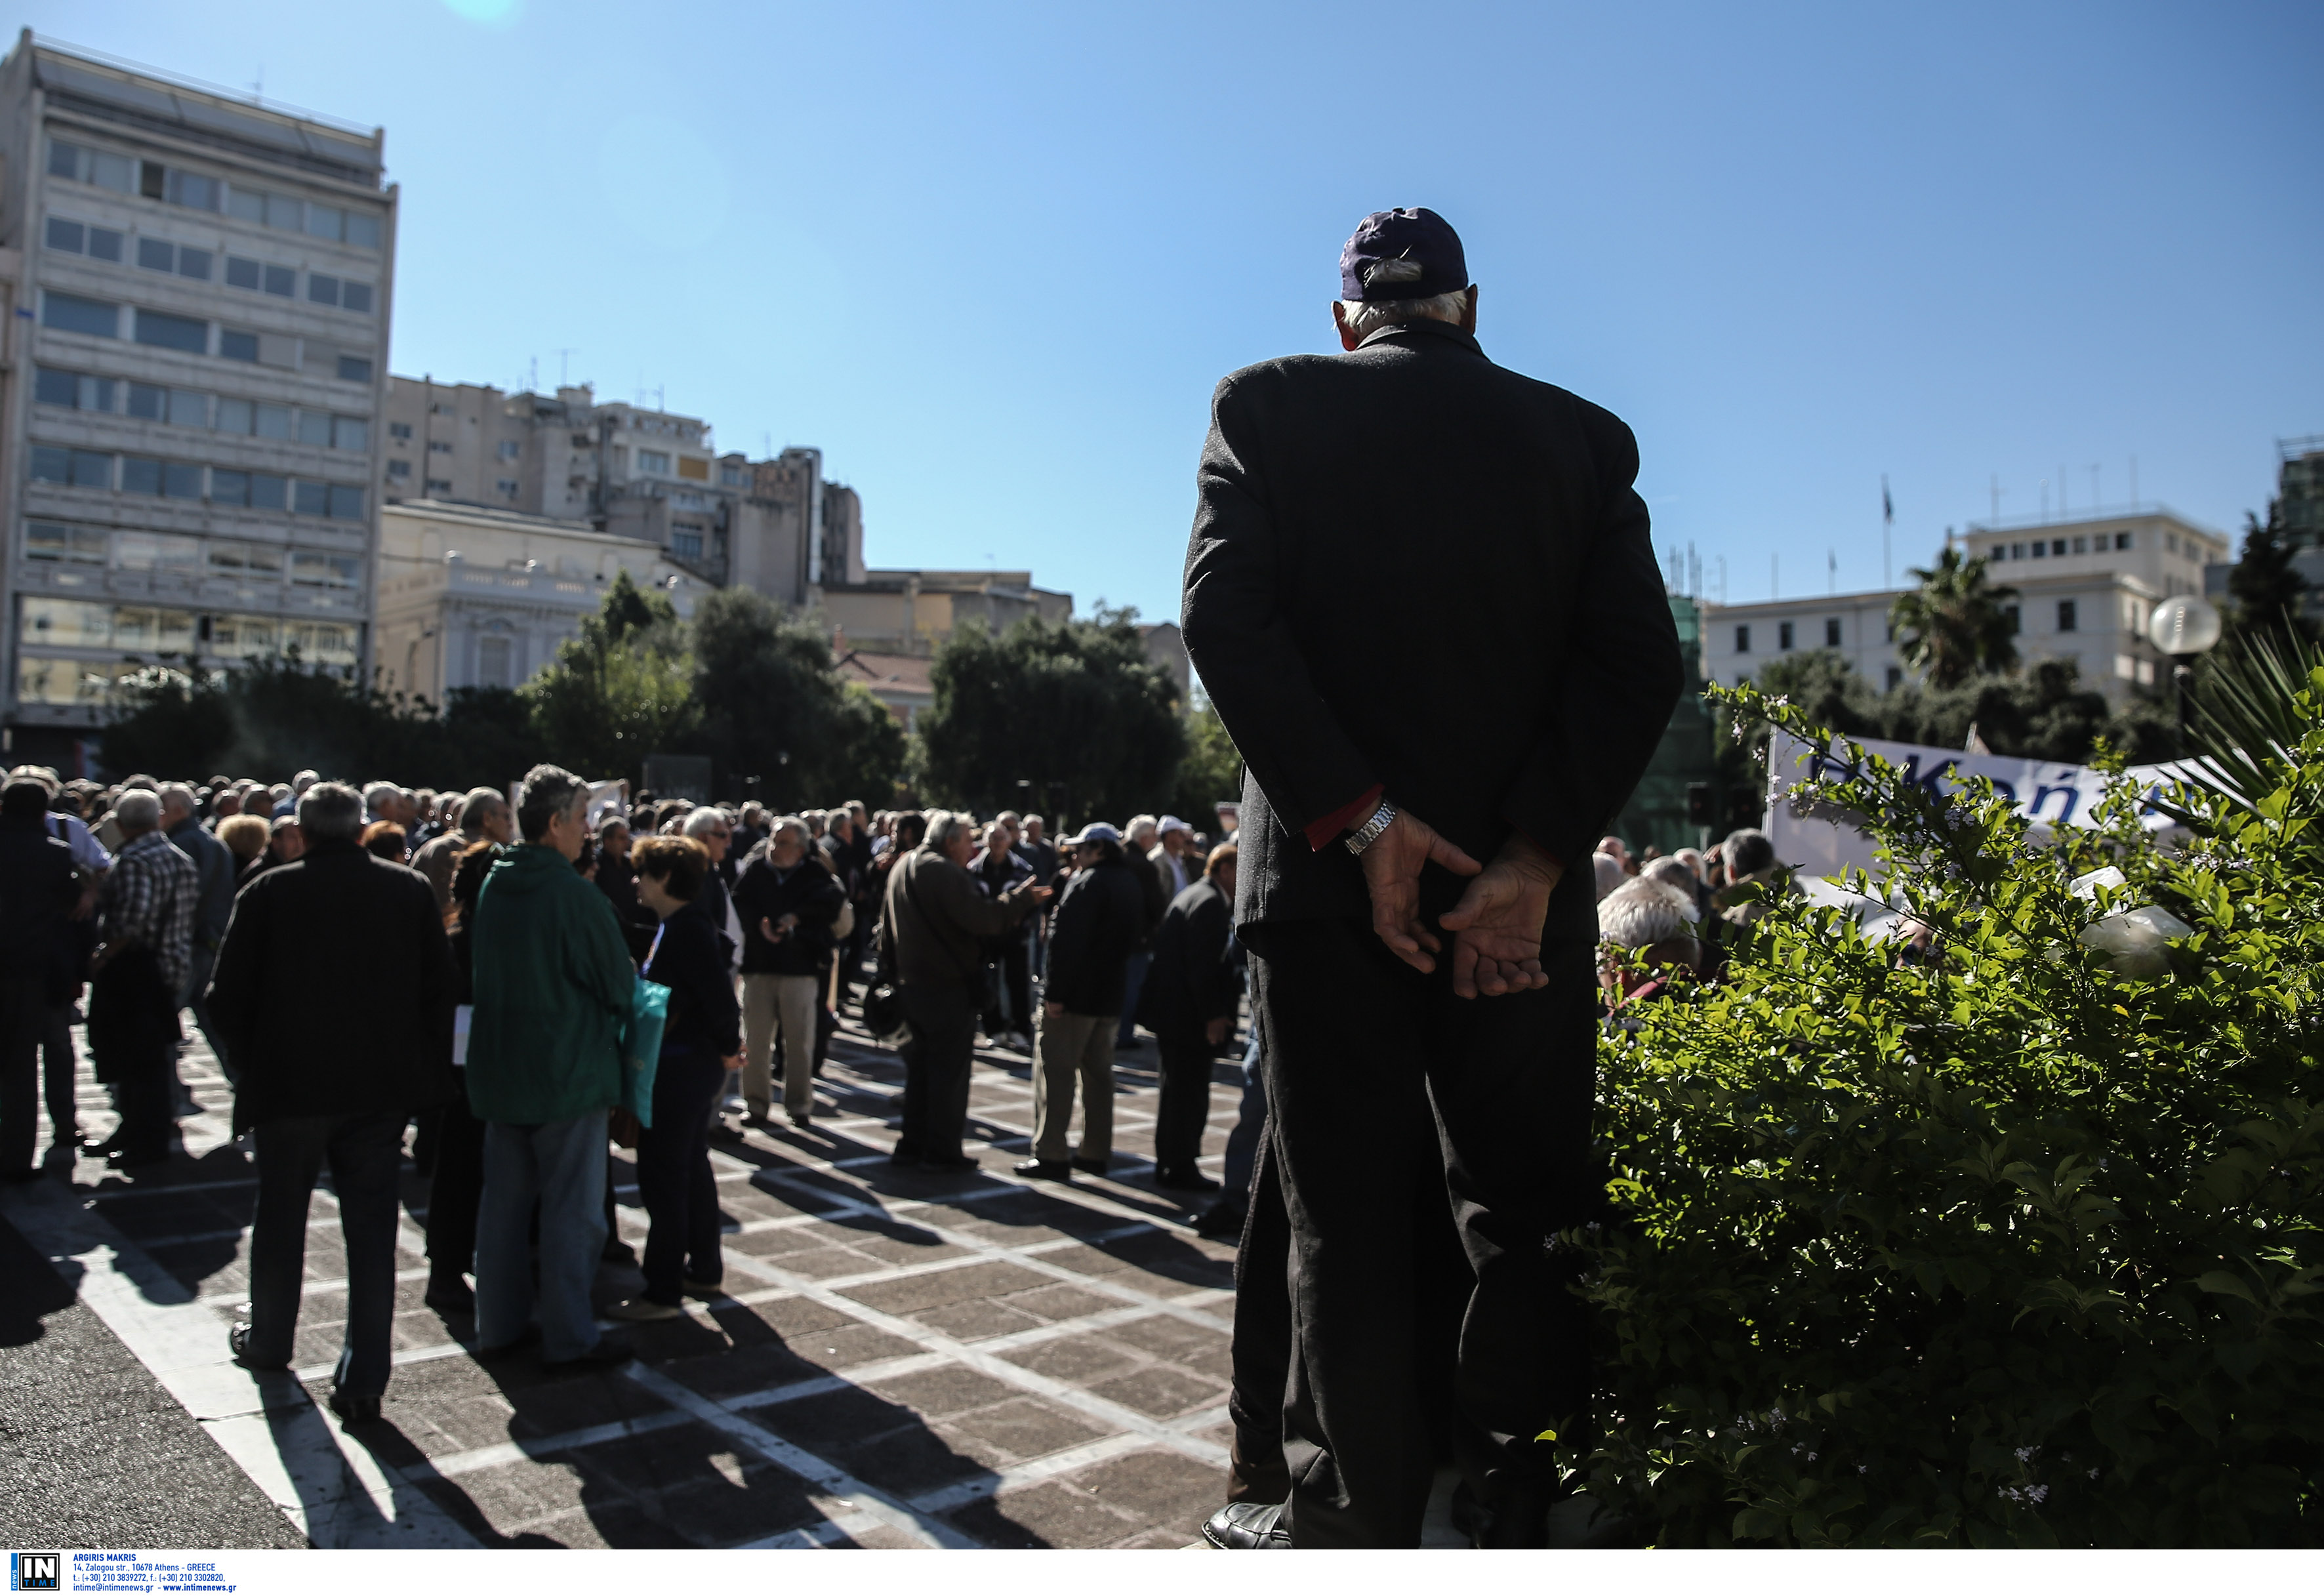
[731,817,843,1126]
[1116,815,1168,1049]
[87,789,199,1169]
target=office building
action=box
[0,33,394,767]
[1702,507,2229,706]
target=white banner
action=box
[1765,731,2201,880]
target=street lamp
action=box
[2146,594,2222,743]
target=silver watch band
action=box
[1344,798,1396,855]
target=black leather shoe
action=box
[920,1154,979,1173]
[327,1387,382,1426]
[543,1336,634,1374]
[228,1322,288,1372]
[1193,1200,1246,1240]
[1069,1156,1109,1176]
[1155,1165,1221,1193]
[1012,1158,1072,1181]
[1201,1500,1290,1549]
[888,1146,923,1167]
[424,1270,475,1313]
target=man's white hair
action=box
[1337,287,1472,340]
[1591,851,1627,903]
[769,816,810,848]
[681,806,725,839]
[1126,813,1158,842]
[1599,879,1695,951]
[1640,857,1702,914]
[115,790,162,830]
[156,782,196,815]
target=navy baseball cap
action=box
[1339,207,1468,301]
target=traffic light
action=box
[1686,781,1714,825]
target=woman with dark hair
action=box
[608,835,741,1320]
[420,837,503,1313]
[359,821,407,862]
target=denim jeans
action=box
[476,1111,609,1361]
[1220,1030,1267,1202]
[1115,951,1151,1047]
[243,1111,406,1395]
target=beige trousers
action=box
[1032,1008,1116,1162]
[741,972,820,1116]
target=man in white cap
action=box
[1151,815,1198,898]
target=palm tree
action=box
[1887,547,2019,689]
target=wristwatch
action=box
[1344,798,1397,855]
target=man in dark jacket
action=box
[875,811,1048,1170]
[970,821,1035,1048]
[161,783,235,1095]
[1013,824,1145,1181]
[1183,209,1684,1548]
[207,782,457,1425]
[0,777,81,1180]
[1135,843,1241,1191]
[1115,817,1169,1049]
[731,818,843,1126]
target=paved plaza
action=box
[0,1012,1250,1550]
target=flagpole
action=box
[1881,474,1894,589]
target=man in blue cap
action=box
[1182,208,1683,1547]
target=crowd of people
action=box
[0,760,1246,1425]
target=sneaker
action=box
[604,1296,683,1322]
[786,1107,813,1128]
[1012,1157,1072,1181]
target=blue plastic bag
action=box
[623,975,670,1128]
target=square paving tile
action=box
[1086,1364,1227,1420]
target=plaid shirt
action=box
[101,830,200,994]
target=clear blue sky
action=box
[30,2,2323,620]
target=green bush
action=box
[1561,676,2324,1546]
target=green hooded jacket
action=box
[466,842,635,1124]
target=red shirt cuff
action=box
[1304,785,1383,852]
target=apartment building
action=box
[1702,507,2228,706]
[0,34,394,767]
[378,376,860,607]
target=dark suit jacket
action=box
[207,837,457,1132]
[1044,858,1147,1017]
[1181,316,1684,945]
[1135,878,1240,1042]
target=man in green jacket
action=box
[468,764,637,1369]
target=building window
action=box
[386,459,411,480]
[1824,617,1841,647]
[297,410,333,448]
[2051,539,2068,556]
[142,163,220,211]
[1778,621,1795,651]
[638,449,670,476]
[426,478,453,495]
[2008,542,2024,559]
[1734,624,1751,653]
[34,367,116,412]
[670,529,704,561]
[477,636,513,689]
[428,440,454,455]
[390,422,413,440]
[2071,535,2088,554]
[497,478,520,497]
[677,456,710,481]
[2029,540,2046,559]
[308,274,341,307]
[721,464,745,487]
[48,139,136,194]
[226,258,297,296]
[136,238,212,280]
[291,551,361,588]
[336,355,373,384]
[26,522,108,565]
[2115,531,2133,550]
[2057,599,2078,633]
[498,440,521,460]
[2005,604,2021,634]
[30,447,113,489]
[220,329,259,363]
[41,292,119,338]
[333,417,369,451]
[133,308,209,354]
[2165,532,2178,554]
[1885,666,1904,691]
[44,216,126,261]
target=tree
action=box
[920,607,1187,825]
[1888,548,2020,689]
[687,587,907,808]
[1172,692,1244,825]
[2222,499,2311,645]
[518,570,698,784]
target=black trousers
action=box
[89,955,178,1164]
[43,1003,77,1137]
[0,977,45,1174]
[424,1075,487,1277]
[1152,1033,1215,1174]
[1227,1114,1294,1503]
[1248,918,1597,1548]
[636,1046,726,1303]
[895,981,977,1162]
[245,1111,407,1395]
